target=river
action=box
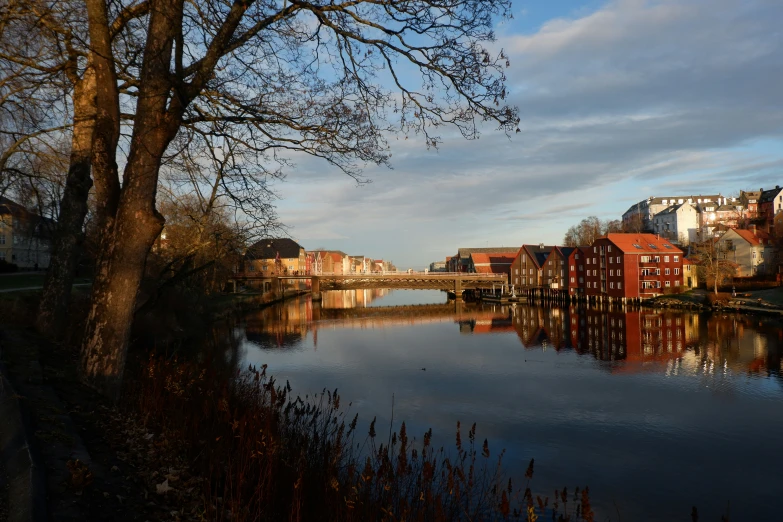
[230,288,783,521]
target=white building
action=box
[622,194,723,231]
[715,228,772,277]
[651,203,700,245]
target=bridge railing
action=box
[232,270,507,278]
[313,271,505,277]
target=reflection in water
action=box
[235,289,783,521]
[244,290,783,379]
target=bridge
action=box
[231,271,509,299]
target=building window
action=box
[529,268,533,275]
[515,268,518,275]
[607,245,612,252]
[665,268,670,275]
[610,282,614,289]
[570,277,575,283]
[618,282,622,289]
[593,247,597,253]
[617,256,620,263]
[617,269,622,276]
[675,280,680,286]
[610,269,614,276]
[579,265,583,271]
[674,256,679,262]
[0,234,4,244]
[249,264,255,272]
[665,280,671,287]
[674,268,680,275]
[571,265,575,271]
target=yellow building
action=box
[682,258,699,290]
[243,238,306,276]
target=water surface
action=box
[235,289,783,521]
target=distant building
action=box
[466,253,515,282]
[740,190,761,218]
[349,255,371,273]
[243,238,306,275]
[651,203,700,245]
[0,196,53,269]
[451,247,521,273]
[759,185,783,229]
[715,228,772,277]
[622,194,722,232]
[429,261,447,272]
[682,258,698,289]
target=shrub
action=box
[0,260,18,273]
[706,292,732,305]
[127,355,595,522]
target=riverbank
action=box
[0,292,598,522]
[209,288,310,318]
[643,288,783,315]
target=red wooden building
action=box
[583,233,684,302]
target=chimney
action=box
[539,243,544,249]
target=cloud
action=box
[272,0,783,266]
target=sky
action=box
[271,0,783,269]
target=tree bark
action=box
[36,66,97,337]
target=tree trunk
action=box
[79,0,181,399]
[36,67,97,337]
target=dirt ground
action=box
[0,326,181,522]
[0,461,8,522]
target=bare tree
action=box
[563,216,620,247]
[691,239,737,295]
[67,0,518,398]
[0,0,106,334]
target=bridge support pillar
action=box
[311,276,321,301]
[454,276,462,300]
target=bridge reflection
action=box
[241,290,782,377]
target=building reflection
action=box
[241,290,782,378]
[507,304,780,377]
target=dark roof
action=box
[246,238,303,260]
[759,186,782,203]
[457,247,520,257]
[522,244,555,268]
[558,247,576,258]
[0,196,56,238]
[0,196,31,217]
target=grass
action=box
[0,273,45,290]
[647,289,708,306]
[0,273,92,291]
[746,287,783,307]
